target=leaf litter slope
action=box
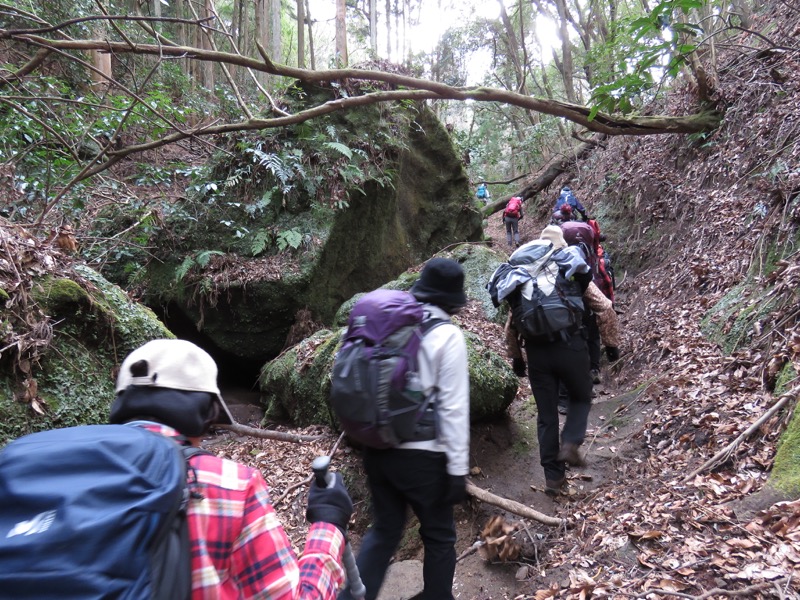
[210,6,800,599]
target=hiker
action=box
[503,196,524,247]
[338,258,470,600]
[554,185,588,221]
[476,182,490,202]
[110,339,353,599]
[550,203,575,225]
[488,226,594,496]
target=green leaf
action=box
[196,250,224,267]
[323,142,353,159]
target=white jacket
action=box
[397,304,470,477]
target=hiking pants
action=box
[503,216,520,246]
[586,311,601,372]
[338,449,456,600]
[525,331,593,482]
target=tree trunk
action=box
[554,0,576,103]
[90,23,112,90]
[385,0,391,58]
[255,0,268,84]
[369,0,377,56]
[270,0,281,64]
[305,0,315,69]
[335,0,347,65]
[296,0,305,67]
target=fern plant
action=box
[175,250,224,282]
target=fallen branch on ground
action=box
[466,480,565,527]
[217,421,326,443]
[681,386,798,483]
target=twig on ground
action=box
[681,387,797,483]
[217,421,326,443]
[466,480,565,527]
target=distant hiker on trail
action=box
[554,185,588,221]
[550,203,575,225]
[476,182,490,202]
[503,196,524,248]
[111,339,353,600]
[486,226,593,496]
[338,258,470,600]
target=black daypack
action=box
[0,424,202,600]
[329,289,447,449]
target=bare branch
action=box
[0,47,50,86]
[8,36,721,137]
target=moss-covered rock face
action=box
[0,266,172,445]
[138,97,483,362]
[260,243,517,427]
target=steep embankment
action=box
[441,2,800,596]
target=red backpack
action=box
[504,197,523,219]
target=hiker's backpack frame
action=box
[0,424,199,600]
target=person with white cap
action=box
[111,338,353,600]
[503,226,593,495]
[339,257,470,600]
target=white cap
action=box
[116,339,233,425]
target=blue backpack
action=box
[0,424,199,600]
[329,289,447,449]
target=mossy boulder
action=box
[260,243,517,427]
[0,266,172,445]
[135,97,483,363]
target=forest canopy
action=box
[0,0,758,223]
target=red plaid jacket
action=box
[141,423,346,599]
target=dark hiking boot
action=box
[544,477,566,496]
[591,369,601,384]
[557,443,586,467]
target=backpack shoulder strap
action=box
[420,316,449,335]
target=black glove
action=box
[306,472,353,536]
[606,346,620,362]
[512,357,526,377]
[442,475,468,505]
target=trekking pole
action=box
[312,456,366,600]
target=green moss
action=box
[260,329,341,426]
[770,398,800,495]
[30,277,91,313]
[0,331,116,446]
[75,266,173,357]
[0,288,9,304]
[464,330,517,420]
[775,362,797,396]
[0,267,172,445]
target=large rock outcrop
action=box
[135,92,483,365]
[259,244,517,428]
[0,223,172,444]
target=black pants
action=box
[338,449,456,600]
[586,311,601,371]
[525,331,593,482]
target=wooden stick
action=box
[217,422,326,443]
[681,386,798,484]
[466,480,565,527]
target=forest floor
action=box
[210,195,799,599]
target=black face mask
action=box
[109,387,216,437]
